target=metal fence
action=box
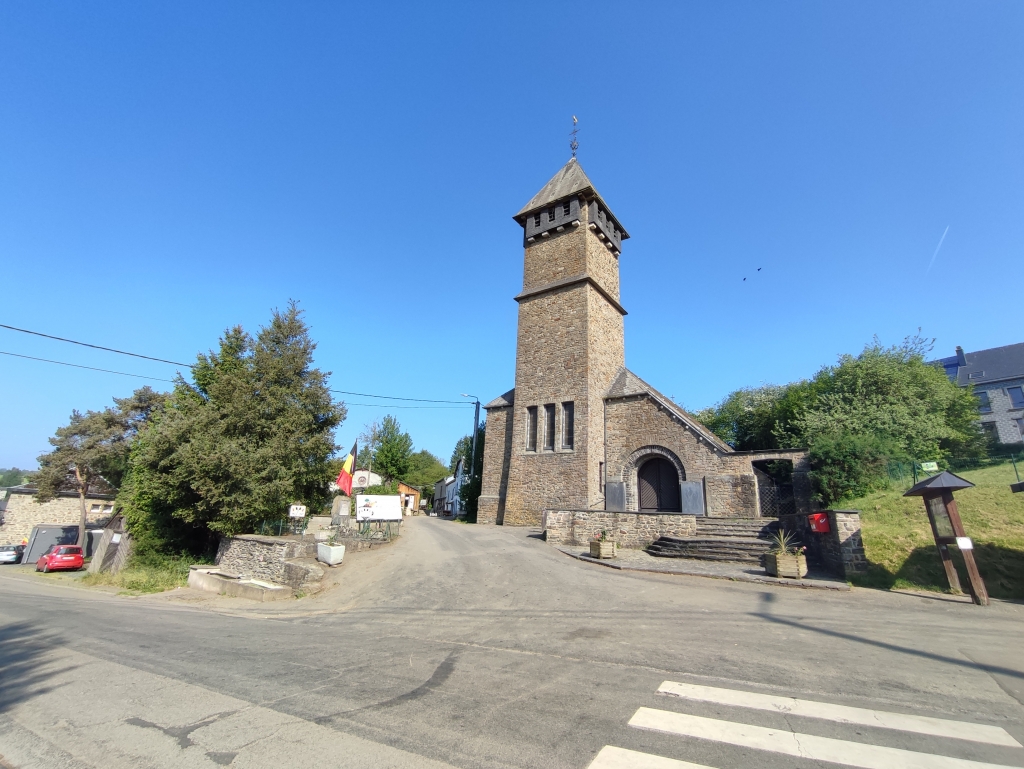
[886,454,1023,491]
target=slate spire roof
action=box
[515,158,628,238]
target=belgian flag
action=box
[336,441,357,496]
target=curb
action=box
[556,548,851,591]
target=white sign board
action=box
[956,536,973,551]
[355,494,403,522]
[920,461,939,473]
[289,504,308,519]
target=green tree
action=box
[373,415,413,483]
[453,422,485,522]
[404,449,450,495]
[0,468,33,487]
[119,303,345,554]
[35,387,166,546]
[694,332,985,505]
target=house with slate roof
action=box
[477,159,813,527]
[935,343,1024,446]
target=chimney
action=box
[955,346,967,367]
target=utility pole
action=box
[462,394,481,476]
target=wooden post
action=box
[924,506,962,594]
[943,491,989,606]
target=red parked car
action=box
[36,545,84,572]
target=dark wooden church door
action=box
[638,457,681,512]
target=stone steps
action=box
[648,520,782,564]
[696,518,780,540]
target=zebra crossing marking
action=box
[587,745,715,769]
[657,680,1021,748]
[629,706,1021,769]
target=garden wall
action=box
[543,510,697,548]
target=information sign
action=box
[289,504,307,519]
[355,494,403,521]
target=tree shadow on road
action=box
[0,620,76,713]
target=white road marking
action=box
[658,680,1022,748]
[587,745,716,769]
[629,707,1021,769]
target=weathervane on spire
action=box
[569,116,579,158]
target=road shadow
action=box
[851,544,1024,601]
[0,620,75,713]
[753,592,1024,681]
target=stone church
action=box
[477,158,812,527]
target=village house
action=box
[0,479,116,545]
[477,158,813,529]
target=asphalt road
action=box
[1,517,1023,769]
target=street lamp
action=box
[461,394,481,480]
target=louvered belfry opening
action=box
[638,457,682,512]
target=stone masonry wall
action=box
[604,396,813,517]
[785,510,867,578]
[215,535,316,583]
[605,396,757,516]
[544,509,697,548]
[501,198,627,527]
[478,405,513,525]
[0,491,110,545]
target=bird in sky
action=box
[757,267,762,271]
[743,277,746,282]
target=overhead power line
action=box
[2,322,475,406]
[0,323,192,367]
[0,350,177,383]
[344,402,472,409]
[329,389,469,404]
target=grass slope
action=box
[845,461,1024,599]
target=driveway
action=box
[1,517,1022,768]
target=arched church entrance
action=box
[638,457,682,512]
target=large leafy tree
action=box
[120,303,345,553]
[35,387,166,546]
[373,415,413,484]
[695,333,984,504]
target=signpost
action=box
[903,471,988,606]
[288,503,307,519]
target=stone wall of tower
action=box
[502,281,591,526]
[478,404,513,525]
[499,200,627,526]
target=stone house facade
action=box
[0,483,115,545]
[478,159,811,527]
[935,343,1024,446]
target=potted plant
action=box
[590,530,616,559]
[765,529,807,579]
[317,532,346,566]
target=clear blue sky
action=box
[1,1,1021,470]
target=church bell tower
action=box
[494,158,630,525]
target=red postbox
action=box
[808,512,830,533]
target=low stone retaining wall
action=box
[543,510,698,548]
[783,509,867,578]
[215,534,317,584]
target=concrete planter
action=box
[316,543,345,566]
[766,553,807,579]
[590,541,616,559]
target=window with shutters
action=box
[562,201,571,217]
[533,213,541,227]
[526,407,538,451]
[543,404,555,451]
[561,401,574,449]
[548,207,556,222]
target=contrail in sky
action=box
[926,225,949,274]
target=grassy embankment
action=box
[845,460,1024,600]
[80,553,198,595]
